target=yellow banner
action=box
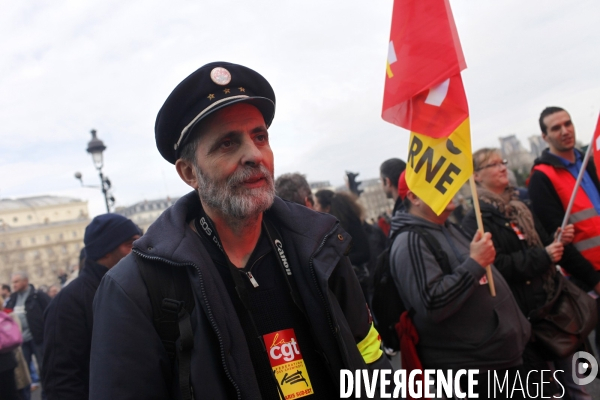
[405,118,472,215]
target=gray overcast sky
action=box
[2,0,600,217]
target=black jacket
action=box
[89,192,389,399]
[345,218,371,266]
[462,203,554,316]
[42,259,108,400]
[5,285,50,345]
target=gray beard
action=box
[195,164,275,220]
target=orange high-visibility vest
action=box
[533,164,600,270]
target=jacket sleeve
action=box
[90,270,171,400]
[528,170,566,235]
[463,208,553,283]
[491,241,551,283]
[328,255,388,369]
[346,222,371,266]
[390,231,486,324]
[492,218,552,283]
[561,244,600,288]
[42,289,89,400]
[533,210,600,287]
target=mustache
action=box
[227,165,273,187]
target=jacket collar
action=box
[534,147,583,168]
[81,258,109,283]
[477,201,510,221]
[9,284,34,302]
[134,191,344,267]
[390,210,448,237]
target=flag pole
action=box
[469,176,496,297]
[557,143,594,242]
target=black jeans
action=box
[0,368,19,400]
[21,340,43,383]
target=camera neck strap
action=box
[194,208,308,326]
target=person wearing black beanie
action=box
[42,214,140,400]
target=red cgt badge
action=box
[263,328,314,399]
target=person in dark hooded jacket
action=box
[42,214,140,400]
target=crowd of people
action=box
[0,61,598,400]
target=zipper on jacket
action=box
[241,251,268,288]
[245,272,259,288]
[133,249,242,400]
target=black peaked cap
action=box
[155,61,276,164]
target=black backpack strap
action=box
[134,253,195,400]
[396,225,452,275]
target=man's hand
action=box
[470,230,496,268]
[556,224,575,246]
[545,242,564,263]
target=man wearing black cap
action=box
[42,214,140,400]
[90,62,388,399]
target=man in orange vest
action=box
[529,107,600,399]
[529,107,600,290]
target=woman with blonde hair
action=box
[462,147,595,399]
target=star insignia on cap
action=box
[223,88,231,94]
[238,87,245,92]
[207,94,215,100]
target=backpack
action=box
[371,225,452,351]
[0,311,23,353]
[134,253,195,400]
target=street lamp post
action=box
[76,129,115,213]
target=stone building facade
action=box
[116,197,177,233]
[0,196,89,287]
[357,178,394,222]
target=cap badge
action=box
[210,67,232,86]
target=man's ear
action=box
[383,177,391,188]
[406,191,419,207]
[303,197,314,209]
[175,159,199,189]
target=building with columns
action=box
[0,196,89,287]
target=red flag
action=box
[382,0,468,138]
[593,114,600,175]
